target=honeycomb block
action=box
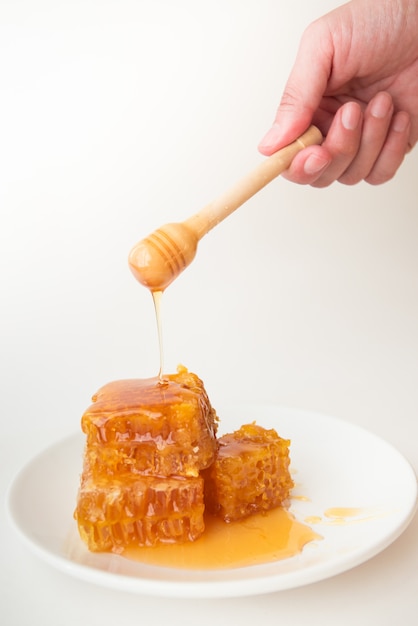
[204,422,294,522]
[81,368,219,477]
[75,472,205,552]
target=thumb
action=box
[258,24,332,155]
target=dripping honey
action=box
[151,290,165,382]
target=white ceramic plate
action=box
[7,406,417,598]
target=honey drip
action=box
[124,507,321,569]
[305,507,377,526]
[151,290,165,382]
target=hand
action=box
[258,0,418,187]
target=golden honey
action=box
[80,368,219,478]
[124,507,320,569]
[75,367,306,566]
[204,423,294,522]
[75,368,219,552]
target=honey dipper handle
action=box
[184,125,322,239]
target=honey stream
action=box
[151,290,165,381]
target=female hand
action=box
[258,0,418,187]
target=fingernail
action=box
[342,103,361,130]
[258,123,282,151]
[370,92,392,119]
[304,154,329,176]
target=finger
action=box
[365,111,411,185]
[338,92,394,185]
[280,102,363,186]
[309,101,363,188]
[258,21,333,155]
[280,145,332,184]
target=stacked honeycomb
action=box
[75,368,294,554]
[74,367,219,552]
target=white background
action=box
[1,1,417,624]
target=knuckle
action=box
[279,86,305,114]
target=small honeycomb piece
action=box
[81,368,219,478]
[204,422,294,522]
[75,473,205,552]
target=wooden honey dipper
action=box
[129,125,322,292]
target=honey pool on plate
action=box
[123,507,320,570]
